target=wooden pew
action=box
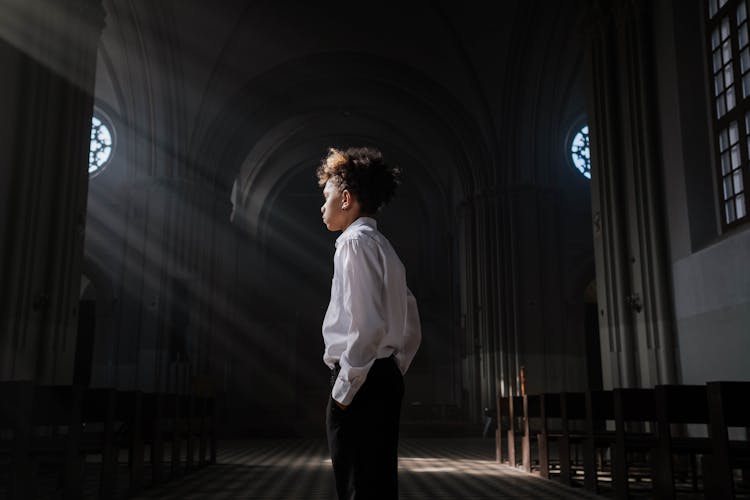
[559,392,588,485]
[582,388,661,497]
[583,389,614,492]
[707,381,750,499]
[143,390,213,480]
[141,392,168,485]
[536,393,557,479]
[114,390,144,495]
[79,388,118,499]
[190,376,218,466]
[79,388,147,498]
[29,385,85,500]
[0,381,34,500]
[611,388,658,499]
[195,394,217,466]
[588,387,717,499]
[654,384,711,498]
[167,391,205,475]
[163,392,184,478]
[505,384,749,500]
[143,390,216,476]
[182,393,196,471]
[3,384,212,498]
[211,395,218,465]
[521,394,543,473]
[3,384,140,500]
[537,392,587,485]
[538,389,644,491]
[495,395,510,464]
[506,395,524,468]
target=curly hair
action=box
[316,147,401,214]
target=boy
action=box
[318,147,421,500]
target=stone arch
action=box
[193,51,493,207]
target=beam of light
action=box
[398,456,529,477]
[260,208,335,281]
[0,0,104,91]
[84,173,337,395]
[216,439,536,478]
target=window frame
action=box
[89,108,116,179]
[566,118,591,181]
[705,0,750,230]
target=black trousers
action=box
[326,356,404,500]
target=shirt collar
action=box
[335,216,377,248]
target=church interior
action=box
[1,0,749,498]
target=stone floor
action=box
[7,437,738,499]
[130,438,602,500]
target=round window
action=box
[89,113,114,177]
[570,124,591,180]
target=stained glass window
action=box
[89,114,113,177]
[570,125,591,180]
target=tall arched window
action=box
[89,113,114,177]
[706,0,749,229]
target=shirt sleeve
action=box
[331,238,386,406]
[395,287,421,374]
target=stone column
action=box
[457,197,480,421]
[585,0,677,388]
[460,189,510,419]
[0,0,106,382]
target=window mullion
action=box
[732,1,749,223]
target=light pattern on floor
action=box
[131,438,603,500]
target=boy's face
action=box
[321,179,348,232]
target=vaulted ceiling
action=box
[94,0,588,201]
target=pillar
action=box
[0,0,106,382]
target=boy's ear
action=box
[341,189,351,209]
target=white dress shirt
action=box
[323,217,421,405]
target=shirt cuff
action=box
[331,375,359,406]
